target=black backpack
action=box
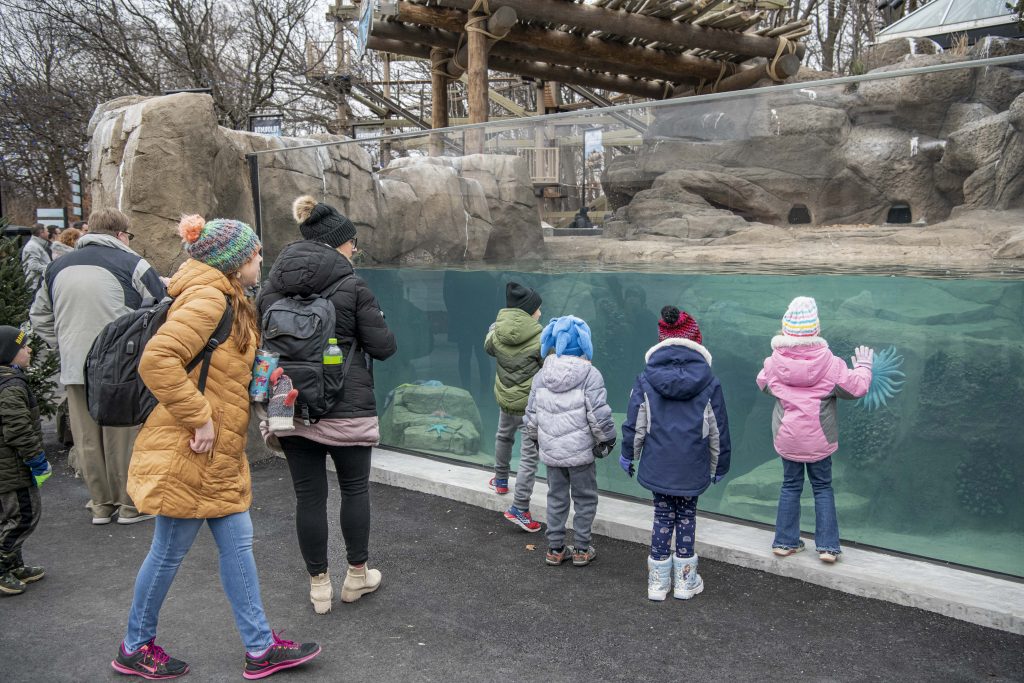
[260,276,356,422]
[84,297,233,427]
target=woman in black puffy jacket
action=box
[256,196,396,615]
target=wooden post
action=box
[430,47,450,156]
[465,7,489,154]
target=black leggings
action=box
[279,437,372,574]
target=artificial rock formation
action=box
[88,94,543,272]
[603,48,1024,244]
[88,93,378,272]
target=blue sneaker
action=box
[488,478,509,494]
[503,505,541,532]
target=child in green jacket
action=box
[0,325,50,595]
[484,282,543,532]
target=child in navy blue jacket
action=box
[620,307,730,601]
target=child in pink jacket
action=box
[756,297,873,563]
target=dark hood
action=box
[268,240,354,296]
[643,342,714,401]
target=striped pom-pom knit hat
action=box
[781,296,820,337]
[179,216,261,274]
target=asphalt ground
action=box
[1,434,1022,683]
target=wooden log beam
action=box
[434,0,805,60]
[671,53,801,97]
[394,1,731,83]
[376,19,694,86]
[366,35,670,100]
[444,6,517,79]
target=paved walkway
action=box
[2,440,1023,682]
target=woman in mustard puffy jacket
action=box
[112,216,320,681]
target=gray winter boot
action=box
[0,552,26,596]
[673,555,704,600]
[647,556,673,601]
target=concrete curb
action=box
[360,448,1024,635]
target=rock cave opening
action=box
[788,204,812,225]
[887,202,912,224]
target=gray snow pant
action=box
[545,462,598,551]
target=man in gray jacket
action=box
[20,224,51,294]
[30,208,165,525]
[523,315,617,568]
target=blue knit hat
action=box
[541,315,593,360]
[179,215,261,274]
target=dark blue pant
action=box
[651,493,698,560]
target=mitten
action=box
[592,439,616,459]
[26,452,51,487]
[852,345,874,368]
[267,369,299,433]
[619,454,634,478]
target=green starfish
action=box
[427,423,452,435]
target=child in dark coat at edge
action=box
[0,325,51,596]
[620,307,730,601]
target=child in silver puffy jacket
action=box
[523,316,616,567]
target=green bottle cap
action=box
[328,338,338,344]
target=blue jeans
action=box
[773,456,841,554]
[124,512,274,652]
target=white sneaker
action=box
[673,555,704,600]
[647,556,672,601]
[117,513,155,525]
[310,572,333,614]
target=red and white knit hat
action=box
[782,296,820,337]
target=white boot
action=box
[341,564,381,603]
[673,555,704,600]
[310,572,333,614]
[647,556,673,601]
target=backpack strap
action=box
[184,297,234,394]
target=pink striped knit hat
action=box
[782,296,820,337]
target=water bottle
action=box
[323,338,343,365]
[249,349,279,402]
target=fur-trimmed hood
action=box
[643,338,714,401]
[768,335,832,388]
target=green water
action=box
[360,267,1024,577]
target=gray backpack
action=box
[260,276,354,421]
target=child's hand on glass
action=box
[852,345,874,368]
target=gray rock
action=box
[386,154,543,261]
[973,66,1024,112]
[376,162,491,262]
[1008,92,1024,131]
[87,93,377,274]
[940,102,998,138]
[993,230,1024,259]
[968,36,1024,63]
[942,113,1012,173]
[862,38,943,71]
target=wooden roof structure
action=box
[359,0,810,151]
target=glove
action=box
[592,439,616,459]
[267,368,299,433]
[26,452,52,487]
[619,454,635,478]
[852,345,874,368]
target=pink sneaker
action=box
[242,631,320,680]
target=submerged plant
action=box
[860,346,905,411]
